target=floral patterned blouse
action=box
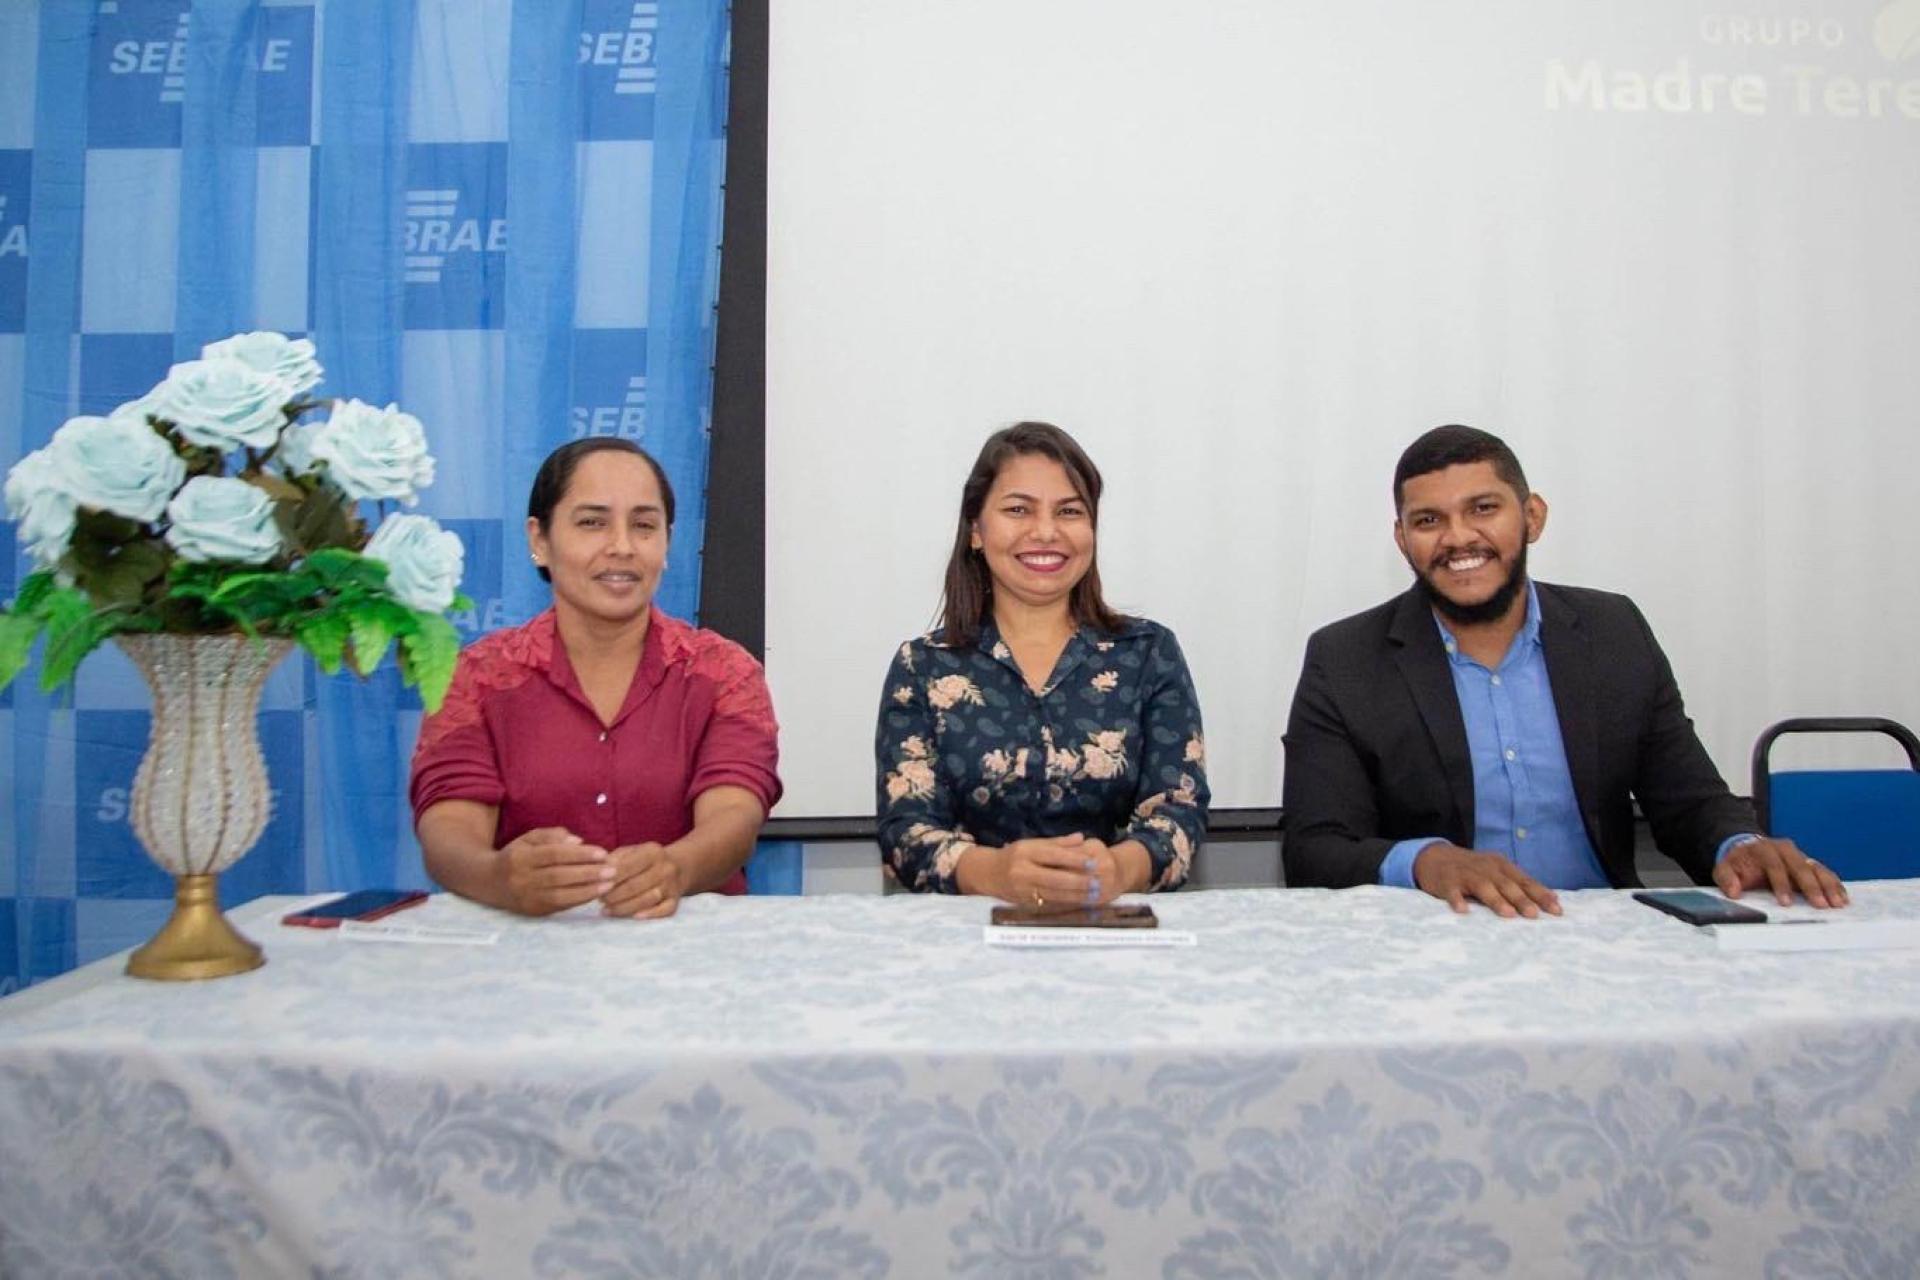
[875,617,1209,893]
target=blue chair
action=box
[1751,718,1920,881]
[744,839,805,894]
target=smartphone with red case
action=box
[989,903,1158,929]
[283,890,429,928]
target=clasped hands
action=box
[499,826,684,919]
[968,832,1134,908]
[1413,836,1849,918]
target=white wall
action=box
[766,0,1920,817]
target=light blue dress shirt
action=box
[1378,583,1751,889]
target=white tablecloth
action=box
[2,885,1917,1278]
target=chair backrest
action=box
[744,839,805,894]
[1752,718,1920,881]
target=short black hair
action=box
[1393,424,1529,512]
[526,439,675,582]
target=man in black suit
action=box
[1282,425,1848,916]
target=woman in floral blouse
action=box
[875,422,1209,903]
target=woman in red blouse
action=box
[410,439,781,917]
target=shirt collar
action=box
[539,605,683,726]
[974,617,1105,694]
[1433,578,1542,669]
[975,617,1025,677]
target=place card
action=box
[1711,920,1920,953]
[983,927,1197,949]
[337,920,501,946]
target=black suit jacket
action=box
[1282,582,1755,890]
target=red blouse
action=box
[408,607,782,895]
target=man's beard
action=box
[1412,541,1528,627]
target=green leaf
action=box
[181,443,225,478]
[304,547,389,593]
[60,509,174,617]
[205,570,274,601]
[0,612,47,692]
[344,596,416,676]
[210,570,292,606]
[38,590,108,691]
[168,560,227,597]
[400,612,462,713]
[67,508,145,550]
[288,483,359,554]
[11,571,58,618]
[348,608,394,676]
[271,497,303,547]
[149,597,208,631]
[295,610,351,675]
[113,612,167,634]
[206,568,324,621]
[82,539,171,611]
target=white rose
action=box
[111,392,157,422]
[365,513,464,612]
[43,413,187,522]
[275,421,324,477]
[146,356,291,452]
[310,400,435,505]
[4,450,79,568]
[200,331,324,399]
[164,477,284,564]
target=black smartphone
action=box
[283,890,429,929]
[1633,889,1768,927]
[989,904,1158,929]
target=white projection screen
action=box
[765,0,1920,818]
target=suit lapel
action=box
[1387,589,1474,839]
[1538,584,1601,838]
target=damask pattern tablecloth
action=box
[1,885,1917,1278]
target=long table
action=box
[2,885,1917,1277]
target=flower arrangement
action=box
[0,332,467,709]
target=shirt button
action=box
[598,731,608,743]
[1516,827,1529,840]
[595,792,608,805]
[1504,748,1516,761]
[1490,675,1502,687]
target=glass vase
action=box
[115,633,294,980]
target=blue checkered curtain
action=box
[0,0,732,990]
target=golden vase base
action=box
[125,873,265,981]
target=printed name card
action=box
[983,928,1198,949]
[337,920,500,946]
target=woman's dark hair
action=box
[527,438,675,582]
[938,421,1126,646]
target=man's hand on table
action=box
[1715,836,1849,909]
[1414,844,1563,919]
